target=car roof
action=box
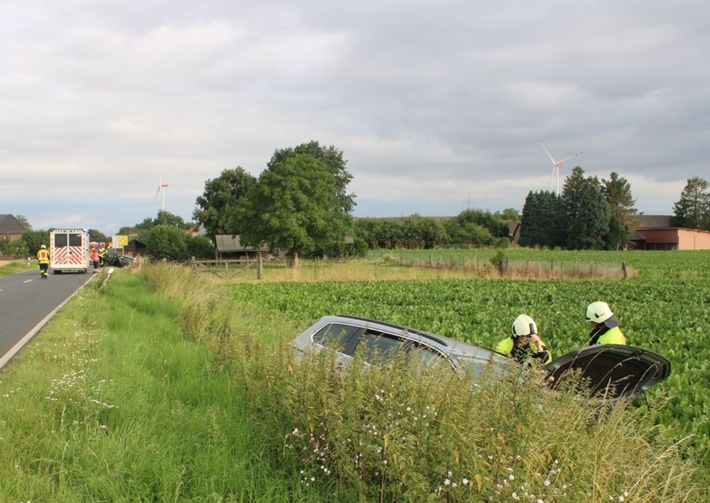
[316,314,504,361]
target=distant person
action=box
[495,314,552,365]
[90,247,100,273]
[98,244,108,267]
[585,301,627,345]
[36,244,50,279]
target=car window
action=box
[457,355,511,381]
[351,330,405,364]
[406,343,447,368]
[312,323,360,349]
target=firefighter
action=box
[495,314,552,365]
[585,301,627,345]
[98,244,108,267]
[37,244,50,279]
[90,247,100,273]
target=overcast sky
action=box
[2,1,708,236]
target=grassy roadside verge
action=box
[0,268,321,502]
[0,259,36,276]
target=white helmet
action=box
[585,301,614,324]
[40,244,47,249]
[511,314,538,338]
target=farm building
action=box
[632,227,710,250]
[631,215,710,250]
[0,214,27,242]
[124,239,148,257]
[214,235,270,260]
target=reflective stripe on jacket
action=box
[37,249,50,264]
[495,336,552,365]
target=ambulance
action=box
[49,228,91,273]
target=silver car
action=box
[291,315,671,402]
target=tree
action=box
[672,177,710,230]
[236,153,353,265]
[444,209,509,247]
[153,210,192,229]
[494,208,520,223]
[89,229,109,244]
[267,141,356,214]
[562,168,610,249]
[186,234,215,259]
[375,220,405,249]
[561,167,588,242]
[146,225,190,261]
[568,180,610,249]
[193,167,256,241]
[22,230,49,255]
[601,172,637,249]
[519,191,566,248]
[15,215,31,230]
[120,211,193,244]
[401,214,447,248]
[0,237,29,258]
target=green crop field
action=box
[230,250,710,462]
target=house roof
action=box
[0,214,27,234]
[635,215,672,228]
[215,235,268,252]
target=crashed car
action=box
[291,315,671,402]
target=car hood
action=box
[543,344,671,401]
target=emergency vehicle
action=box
[49,228,91,273]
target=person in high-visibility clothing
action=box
[90,247,100,273]
[585,301,627,345]
[37,244,50,279]
[495,314,552,365]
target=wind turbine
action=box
[154,176,169,211]
[538,138,582,196]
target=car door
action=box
[346,328,407,365]
[544,344,671,401]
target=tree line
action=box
[3,142,709,261]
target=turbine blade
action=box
[557,153,580,164]
[539,140,557,164]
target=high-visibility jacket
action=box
[588,326,626,345]
[495,336,552,365]
[37,248,50,264]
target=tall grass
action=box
[0,263,704,501]
[0,258,35,276]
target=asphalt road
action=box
[0,268,94,369]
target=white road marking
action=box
[23,279,33,283]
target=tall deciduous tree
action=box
[236,153,353,265]
[193,167,256,240]
[601,172,637,249]
[671,177,710,230]
[267,141,356,214]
